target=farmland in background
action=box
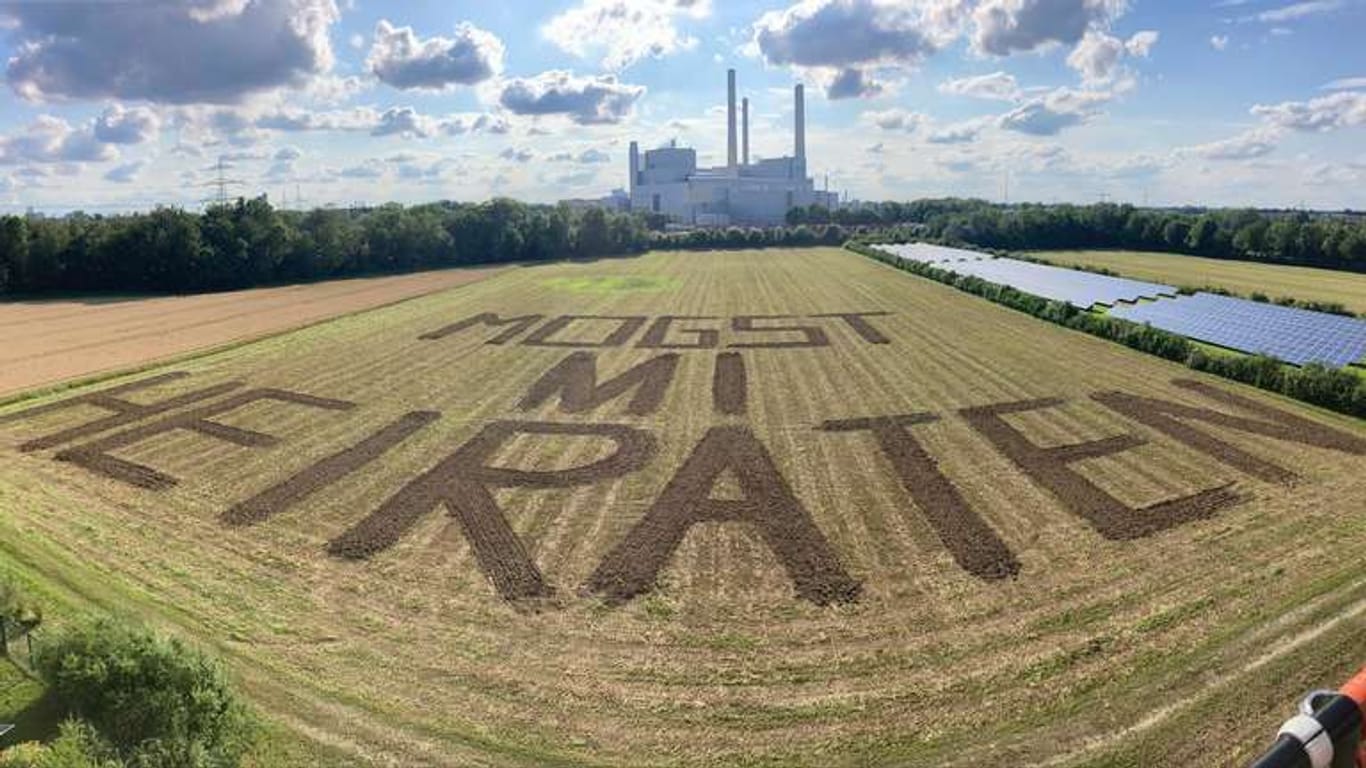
[1030,249,1366,315]
[0,265,505,399]
[1,248,1364,766]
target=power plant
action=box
[627,69,837,226]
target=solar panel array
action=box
[874,242,988,265]
[873,242,1176,307]
[1109,292,1366,367]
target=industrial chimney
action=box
[794,83,806,170]
[727,69,738,171]
[741,97,750,166]
[628,141,640,195]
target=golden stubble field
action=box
[2,247,1365,767]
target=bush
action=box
[0,720,118,768]
[0,577,42,629]
[35,620,255,768]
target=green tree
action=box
[36,620,255,767]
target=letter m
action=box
[519,352,680,416]
[420,313,543,343]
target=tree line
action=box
[0,198,652,296]
[792,199,1366,272]
[4,197,1366,298]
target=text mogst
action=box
[3,311,1364,607]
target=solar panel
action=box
[1110,293,1366,368]
[873,243,1175,306]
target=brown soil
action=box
[418,312,543,343]
[1092,379,1366,485]
[820,414,1019,579]
[56,388,355,490]
[636,315,721,349]
[327,420,657,600]
[222,410,441,527]
[960,397,1246,540]
[521,315,648,347]
[0,266,504,398]
[728,315,830,348]
[811,311,894,344]
[712,352,747,416]
[518,352,679,416]
[587,424,861,606]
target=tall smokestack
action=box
[629,141,639,195]
[794,83,806,168]
[741,97,750,166]
[727,68,738,171]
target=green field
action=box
[2,248,1365,766]
[1029,249,1366,314]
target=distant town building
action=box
[627,69,838,227]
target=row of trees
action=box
[794,199,1366,271]
[0,198,652,296]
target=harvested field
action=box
[2,247,1365,767]
[1030,249,1366,314]
[0,266,506,398]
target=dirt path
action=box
[0,266,507,398]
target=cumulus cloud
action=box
[938,71,1021,101]
[93,105,161,145]
[1184,128,1279,160]
[104,160,145,183]
[542,0,711,71]
[366,19,504,90]
[998,87,1111,135]
[0,115,116,165]
[370,106,437,138]
[3,0,340,104]
[971,0,1126,56]
[442,113,511,135]
[498,71,645,124]
[1066,30,1158,85]
[1252,91,1366,131]
[751,0,945,100]
[927,119,986,143]
[864,108,926,131]
[499,147,535,163]
[825,67,883,99]
[578,148,611,163]
[1211,35,1230,50]
[274,146,302,161]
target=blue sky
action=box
[0,0,1363,213]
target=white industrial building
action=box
[628,69,838,227]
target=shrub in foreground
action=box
[34,620,254,768]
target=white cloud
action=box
[93,105,161,145]
[1321,76,1366,91]
[1250,0,1342,23]
[938,71,1021,101]
[864,108,926,131]
[998,87,1111,135]
[971,0,1126,56]
[500,147,535,163]
[1066,30,1157,85]
[927,119,986,144]
[4,0,339,104]
[1184,128,1279,160]
[367,20,504,90]
[1252,91,1366,131]
[371,107,437,138]
[498,71,645,125]
[104,160,146,183]
[542,0,711,71]
[750,0,946,100]
[0,115,117,165]
[1210,35,1230,51]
